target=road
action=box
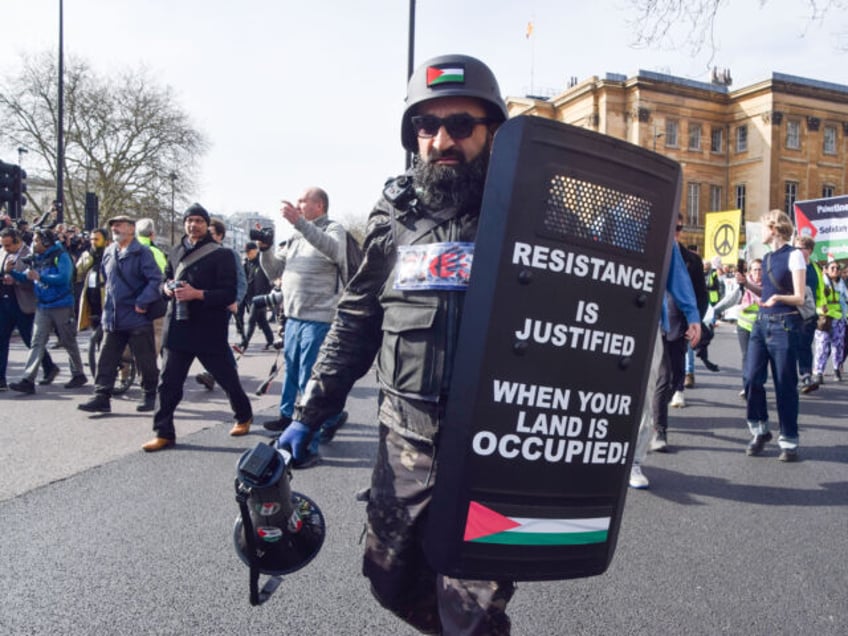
[0,324,845,635]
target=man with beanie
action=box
[142,203,253,452]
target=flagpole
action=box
[405,0,416,170]
[527,19,535,96]
[56,0,65,223]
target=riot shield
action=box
[425,116,681,581]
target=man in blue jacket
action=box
[78,216,163,413]
[9,229,87,393]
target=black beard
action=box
[412,142,490,214]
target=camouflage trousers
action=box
[363,424,515,635]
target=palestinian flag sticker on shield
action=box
[427,64,465,87]
[463,501,610,546]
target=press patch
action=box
[395,242,474,290]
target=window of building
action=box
[784,181,798,215]
[688,123,702,151]
[709,185,723,211]
[786,120,801,149]
[710,127,724,153]
[735,184,746,214]
[687,183,701,225]
[823,185,835,198]
[823,125,837,155]
[736,125,748,152]
[665,119,679,147]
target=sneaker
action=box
[703,359,720,372]
[670,390,686,408]
[650,431,668,452]
[778,448,799,462]
[78,394,112,413]
[800,375,819,394]
[195,372,215,391]
[64,375,88,389]
[683,373,695,389]
[9,378,35,394]
[39,365,60,385]
[836,369,843,382]
[263,414,293,432]
[746,431,773,456]
[318,411,349,444]
[738,389,746,399]
[813,373,824,386]
[629,465,650,489]
[291,449,320,469]
[0,379,7,391]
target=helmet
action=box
[401,54,508,153]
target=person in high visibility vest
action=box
[731,258,763,396]
[813,260,847,383]
[794,236,825,393]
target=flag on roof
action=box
[463,501,610,546]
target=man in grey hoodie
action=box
[259,187,347,464]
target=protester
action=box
[239,241,275,351]
[259,186,348,455]
[744,210,805,462]
[812,260,846,383]
[78,216,162,414]
[0,227,59,389]
[135,217,167,354]
[792,236,824,393]
[728,258,763,396]
[142,204,253,452]
[8,228,87,393]
[75,228,110,333]
[275,54,515,633]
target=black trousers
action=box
[652,336,687,433]
[153,347,252,440]
[244,305,275,346]
[95,324,159,395]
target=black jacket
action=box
[163,235,236,354]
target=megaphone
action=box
[233,442,325,606]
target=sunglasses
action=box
[411,113,490,140]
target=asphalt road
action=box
[1,323,846,635]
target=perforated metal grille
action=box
[541,175,652,253]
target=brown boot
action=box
[142,437,175,452]
[229,418,252,437]
[684,373,695,388]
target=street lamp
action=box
[17,146,28,166]
[168,172,178,245]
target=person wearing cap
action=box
[239,241,275,351]
[78,216,162,414]
[142,204,253,451]
[8,227,88,393]
[275,54,514,633]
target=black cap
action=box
[245,241,258,251]
[183,203,210,224]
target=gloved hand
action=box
[275,421,315,464]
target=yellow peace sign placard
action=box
[704,209,742,266]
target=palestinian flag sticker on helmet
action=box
[427,64,465,87]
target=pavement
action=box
[0,323,846,635]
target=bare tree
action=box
[627,0,847,62]
[0,51,207,228]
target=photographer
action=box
[239,241,275,351]
[142,204,253,452]
[256,188,348,455]
[8,228,87,393]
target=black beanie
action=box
[183,203,210,224]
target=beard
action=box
[412,141,490,214]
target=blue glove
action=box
[275,421,315,463]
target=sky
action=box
[1,0,846,237]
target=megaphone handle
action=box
[236,482,284,606]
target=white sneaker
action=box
[629,465,650,489]
[670,390,686,408]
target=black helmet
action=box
[401,53,508,153]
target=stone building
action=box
[507,70,848,252]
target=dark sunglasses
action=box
[411,113,490,140]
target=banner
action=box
[793,195,848,262]
[703,209,742,266]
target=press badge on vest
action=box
[395,242,474,291]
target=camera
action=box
[167,280,190,321]
[251,289,283,311]
[20,254,35,268]
[249,226,275,245]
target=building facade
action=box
[507,71,848,252]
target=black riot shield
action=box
[425,116,681,581]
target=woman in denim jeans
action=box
[744,210,806,462]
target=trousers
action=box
[23,305,84,381]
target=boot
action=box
[78,394,111,413]
[136,392,156,412]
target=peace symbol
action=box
[713,223,736,257]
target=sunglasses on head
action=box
[411,113,490,140]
